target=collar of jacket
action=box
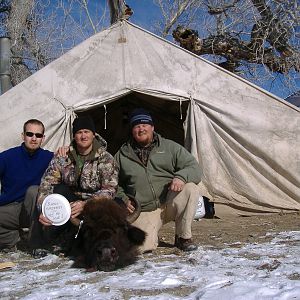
[130,131,159,150]
[122,132,162,158]
[21,142,42,159]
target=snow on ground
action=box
[1,231,300,300]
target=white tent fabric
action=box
[0,21,299,215]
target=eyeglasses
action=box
[25,132,44,138]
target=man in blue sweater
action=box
[0,119,53,252]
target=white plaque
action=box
[42,194,71,226]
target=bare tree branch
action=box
[156,0,198,38]
[170,0,299,75]
[82,0,97,34]
[206,0,240,15]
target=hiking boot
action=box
[0,245,17,253]
[32,248,50,259]
[175,236,198,252]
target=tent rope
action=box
[179,99,183,120]
[104,104,107,129]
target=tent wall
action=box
[185,100,300,215]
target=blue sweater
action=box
[0,143,53,206]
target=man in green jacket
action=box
[115,108,202,252]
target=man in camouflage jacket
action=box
[37,136,118,210]
[31,116,118,255]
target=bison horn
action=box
[126,197,141,224]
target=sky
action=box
[127,0,162,30]
[1,230,300,299]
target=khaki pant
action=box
[0,186,38,249]
[132,182,200,252]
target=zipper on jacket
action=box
[124,146,160,209]
[144,168,159,208]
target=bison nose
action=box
[100,247,117,260]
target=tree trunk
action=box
[6,0,34,85]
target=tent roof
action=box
[0,20,299,215]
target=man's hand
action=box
[70,200,86,218]
[126,198,136,214]
[169,178,185,192]
[55,146,69,157]
[39,213,53,226]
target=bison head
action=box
[74,198,145,272]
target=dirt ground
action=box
[154,212,300,255]
[1,212,299,300]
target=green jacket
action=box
[115,134,202,212]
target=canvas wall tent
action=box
[0,21,299,216]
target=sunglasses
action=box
[25,132,44,138]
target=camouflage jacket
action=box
[37,135,118,206]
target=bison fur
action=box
[70,198,146,272]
